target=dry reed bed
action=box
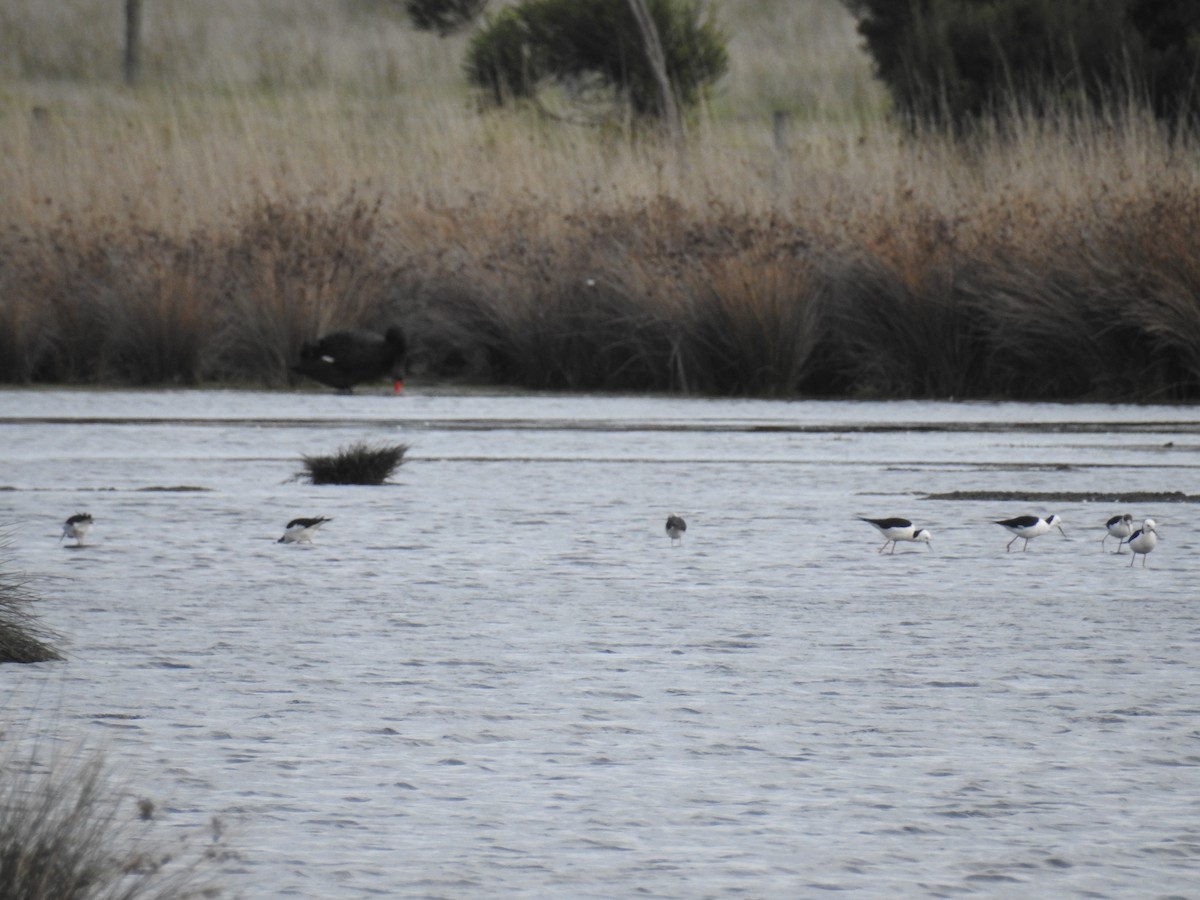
[3,153,1200,400]
[3,2,1199,400]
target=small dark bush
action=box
[302,441,408,485]
[465,0,728,120]
[405,0,488,34]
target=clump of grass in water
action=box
[0,747,226,899]
[301,441,408,485]
[1,542,62,664]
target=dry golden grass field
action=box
[2,0,1199,398]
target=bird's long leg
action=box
[878,540,889,553]
[1006,535,1018,552]
[1022,538,1029,552]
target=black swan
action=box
[292,326,407,393]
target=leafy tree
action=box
[843,0,1200,129]
[464,0,728,123]
[405,0,489,35]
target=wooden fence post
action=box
[124,0,143,85]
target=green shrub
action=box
[843,0,1200,129]
[404,0,488,35]
[465,0,728,120]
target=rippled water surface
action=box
[4,389,1200,898]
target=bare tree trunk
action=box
[124,0,143,85]
[626,0,682,144]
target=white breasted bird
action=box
[1102,513,1134,551]
[1127,518,1158,567]
[60,513,93,547]
[995,514,1065,552]
[665,514,687,547]
[279,516,332,544]
[859,517,932,554]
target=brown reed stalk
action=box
[216,193,398,385]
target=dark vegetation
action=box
[845,0,1200,130]
[0,548,62,664]
[302,441,409,484]
[0,748,225,899]
[927,491,1200,502]
[463,0,728,120]
[3,186,1200,401]
[404,0,489,35]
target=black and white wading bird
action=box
[665,514,687,547]
[859,517,932,554]
[292,326,408,394]
[1102,513,1134,551]
[995,514,1065,552]
[60,512,93,547]
[1127,518,1158,567]
[278,517,332,544]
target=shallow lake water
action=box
[3,388,1200,898]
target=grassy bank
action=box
[2,1,1199,399]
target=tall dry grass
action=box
[1,1,1199,398]
[0,744,225,898]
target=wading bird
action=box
[278,516,332,544]
[995,514,1065,552]
[1102,513,1134,552]
[60,513,93,547]
[292,326,407,394]
[859,517,932,554]
[665,514,687,547]
[1127,518,1158,567]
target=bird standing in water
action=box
[278,517,332,544]
[665,514,687,547]
[1127,518,1158,567]
[859,517,933,554]
[995,514,1065,552]
[60,513,93,547]
[1102,513,1134,552]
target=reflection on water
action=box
[3,389,1200,897]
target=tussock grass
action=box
[0,746,224,899]
[1,545,62,664]
[302,441,408,485]
[2,2,1200,399]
